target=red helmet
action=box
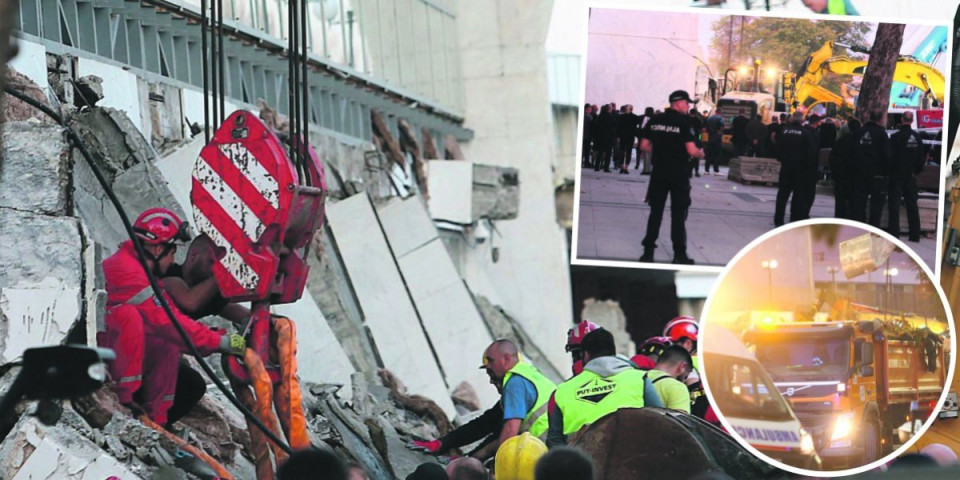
[637,336,674,359]
[664,316,699,343]
[566,320,601,375]
[133,208,191,245]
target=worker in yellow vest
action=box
[408,339,556,461]
[802,0,859,15]
[647,346,694,414]
[547,329,662,447]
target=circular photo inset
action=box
[700,220,955,477]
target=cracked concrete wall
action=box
[0,122,84,364]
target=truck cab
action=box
[744,320,947,468]
[704,327,822,470]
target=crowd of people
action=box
[582,93,934,265]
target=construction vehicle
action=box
[787,41,945,115]
[703,327,821,470]
[742,319,947,468]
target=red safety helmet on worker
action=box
[565,320,601,375]
[664,316,699,354]
[98,207,245,426]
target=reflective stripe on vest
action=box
[554,368,648,436]
[116,285,155,307]
[501,362,557,438]
[827,0,847,14]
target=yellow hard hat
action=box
[494,433,548,480]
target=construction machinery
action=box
[743,320,947,468]
[787,41,946,115]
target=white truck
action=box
[704,327,822,470]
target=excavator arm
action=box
[792,41,945,112]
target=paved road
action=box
[574,166,938,269]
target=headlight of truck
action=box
[831,412,856,440]
[801,429,815,454]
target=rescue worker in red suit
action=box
[98,208,245,426]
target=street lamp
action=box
[883,267,899,320]
[761,259,778,305]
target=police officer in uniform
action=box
[853,111,892,227]
[638,90,705,265]
[774,112,817,227]
[888,110,925,242]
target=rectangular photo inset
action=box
[572,6,949,270]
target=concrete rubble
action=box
[0,46,554,479]
[580,299,636,357]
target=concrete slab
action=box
[574,168,938,269]
[327,193,456,419]
[154,135,206,212]
[272,290,356,400]
[77,58,142,135]
[378,197,498,407]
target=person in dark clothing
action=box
[639,90,705,265]
[705,111,724,175]
[617,105,639,174]
[766,116,781,159]
[731,113,749,158]
[688,109,705,177]
[636,107,655,173]
[581,103,594,168]
[888,111,925,242]
[853,111,892,227]
[774,112,817,226]
[745,114,768,157]
[829,118,861,219]
[160,235,251,428]
[819,116,838,148]
[799,115,823,217]
[593,105,616,172]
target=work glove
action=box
[406,439,443,454]
[219,333,246,357]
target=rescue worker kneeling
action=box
[98,208,245,426]
[547,329,661,447]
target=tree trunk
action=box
[855,23,905,127]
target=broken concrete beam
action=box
[371,110,406,168]
[73,75,104,108]
[421,128,439,160]
[472,163,519,221]
[443,134,464,160]
[72,107,187,254]
[0,415,139,479]
[1,122,71,215]
[0,209,82,364]
[398,119,428,198]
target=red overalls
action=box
[98,241,223,424]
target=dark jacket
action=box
[890,125,926,176]
[855,121,892,177]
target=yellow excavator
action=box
[785,41,945,115]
